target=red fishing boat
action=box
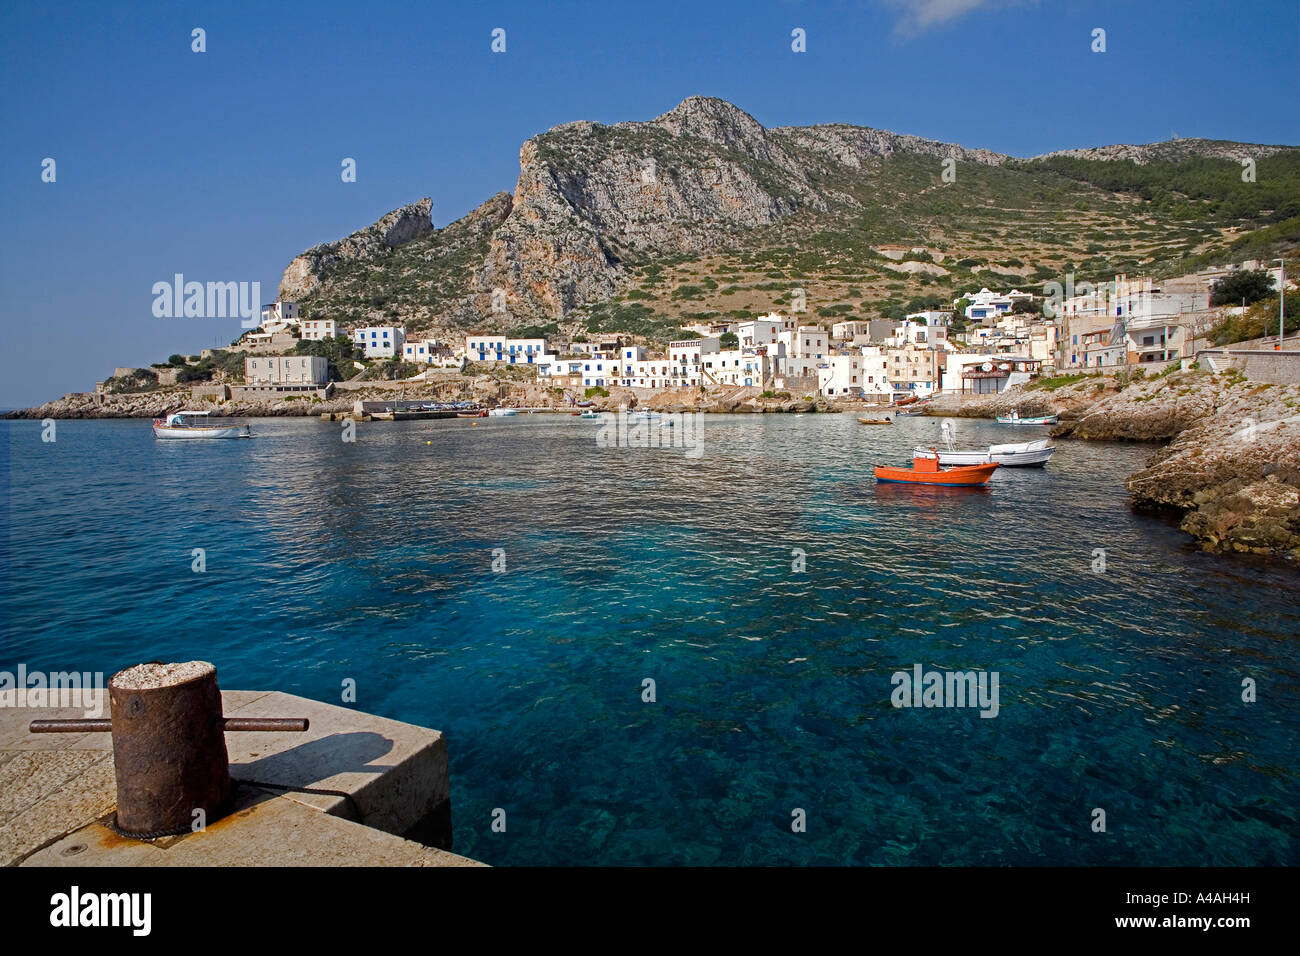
[874,451,998,486]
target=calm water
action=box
[3,414,1297,865]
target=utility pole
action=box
[1278,258,1287,350]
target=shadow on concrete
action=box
[229,731,452,851]
[230,731,396,788]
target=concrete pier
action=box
[1,691,483,867]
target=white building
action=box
[665,337,721,388]
[702,349,775,388]
[961,289,1032,323]
[536,353,614,388]
[860,347,892,399]
[258,301,299,332]
[1056,275,1206,369]
[818,348,895,400]
[244,330,297,347]
[818,354,861,398]
[299,318,338,341]
[832,320,873,343]
[737,314,791,349]
[403,339,456,365]
[569,338,623,358]
[545,355,614,388]
[941,353,995,391]
[905,310,952,327]
[682,321,732,337]
[465,335,550,364]
[352,326,406,359]
[244,355,327,387]
[891,318,948,349]
[778,326,829,379]
[886,342,940,397]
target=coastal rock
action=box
[1118,373,1300,558]
[280,198,435,300]
[956,368,1300,560]
[950,378,1113,422]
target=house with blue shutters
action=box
[464,334,550,364]
[350,326,406,358]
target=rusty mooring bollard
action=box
[29,660,309,839]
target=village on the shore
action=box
[69,256,1288,416]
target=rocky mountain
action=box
[1033,138,1295,165]
[280,96,1299,341]
[282,198,437,300]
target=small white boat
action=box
[579,410,604,420]
[915,438,1055,468]
[995,411,1058,425]
[152,411,250,440]
[628,411,673,426]
[488,408,519,417]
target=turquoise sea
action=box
[3,413,1297,865]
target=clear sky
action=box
[1,0,1297,407]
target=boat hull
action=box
[874,461,998,486]
[995,415,1058,425]
[914,445,1055,467]
[153,425,249,439]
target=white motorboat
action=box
[152,411,251,440]
[913,422,1054,467]
[915,438,1055,467]
[628,410,673,426]
[995,410,1058,425]
[488,407,519,417]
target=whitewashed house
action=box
[259,301,299,332]
[403,339,456,365]
[701,349,774,388]
[352,326,406,358]
[778,326,829,379]
[299,319,338,341]
[961,289,1031,323]
[465,335,550,364]
[819,354,863,398]
[244,355,327,388]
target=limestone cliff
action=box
[281,198,435,300]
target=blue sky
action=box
[1,0,1297,407]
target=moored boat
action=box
[995,410,1058,425]
[488,407,519,417]
[913,435,1055,468]
[152,411,250,440]
[874,452,998,486]
[858,417,892,425]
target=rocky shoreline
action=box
[2,377,844,421]
[958,369,1300,560]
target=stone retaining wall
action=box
[1198,349,1300,385]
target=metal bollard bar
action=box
[29,717,309,734]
